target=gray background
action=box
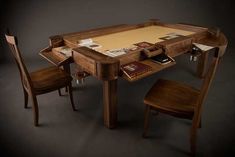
[0,0,234,62]
[0,0,235,157]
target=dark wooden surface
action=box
[144,79,200,118]
[40,20,228,129]
[103,80,118,129]
[142,32,227,154]
[5,34,77,126]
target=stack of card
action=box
[78,38,102,49]
[105,48,127,57]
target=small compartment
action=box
[141,46,163,58]
[157,36,192,57]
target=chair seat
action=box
[144,79,200,117]
[30,66,72,94]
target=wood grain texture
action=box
[5,34,77,126]
[197,52,209,78]
[196,31,228,77]
[156,36,193,57]
[73,47,120,81]
[103,80,117,128]
[143,53,221,155]
[41,20,227,129]
[144,79,200,118]
[30,66,72,94]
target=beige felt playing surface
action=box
[91,25,195,53]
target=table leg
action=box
[103,79,117,129]
[63,64,71,74]
[197,52,208,78]
[63,64,71,92]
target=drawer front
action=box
[157,36,192,57]
[73,52,96,75]
[166,39,192,57]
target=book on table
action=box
[150,53,174,65]
[121,61,152,79]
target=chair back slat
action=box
[217,33,228,57]
[194,48,221,127]
[5,34,33,92]
[197,56,219,108]
[196,31,228,113]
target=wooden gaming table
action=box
[40,19,227,129]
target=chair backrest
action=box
[197,55,219,110]
[217,33,228,57]
[195,31,227,116]
[5,34,33,93]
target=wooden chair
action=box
[5,34,77,126]
[143,33,227,155]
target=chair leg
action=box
[190,122,198,156]
[152,110,159,116]
[65,86,68,93]
[197,117,202,128]
[29,93,39,126]
[143,105,151,138]
[58,89,62,96]
[23,88,28,108]
[68,83,77,111]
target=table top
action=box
[64,25,195,55]
[39,20,228,130]
[40,20,227,82]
